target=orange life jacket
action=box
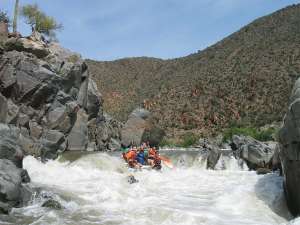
[149,148,156,158]
[125,150,137,161]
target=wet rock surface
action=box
[279,77,300,216]
[41,199,63,210]
[0,159,31,214]
[231,135,275,170]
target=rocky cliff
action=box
[87,4,300,140]
[0,33,122,213]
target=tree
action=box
[13,0,19,33]
[0,11,10,24]
[21,3,62,38]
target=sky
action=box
[1,0,300,61]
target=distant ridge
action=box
[87,4,300,138]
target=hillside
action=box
[87,4,300,139]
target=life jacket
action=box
[122,148,130,161]
[125,150,137,162]
[136,151,146,165]
[148,148,156,158]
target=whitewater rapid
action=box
[0,151,298,225]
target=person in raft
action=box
[122,143,161,170]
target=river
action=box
[0,150,299,225]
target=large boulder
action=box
[121,108,165,147]
[46,42,82,75]
[0,124,32,214]
[0,159,31,214]
[67,109,88,151]
[278,77,300,216]
[231,135,274,170]
[40,129,65,160]
[0,57,16,93]
[197,139,221,169]
[0,93,19,124]
[87,113,122,151]
[6,99,19,124]
[0,124,24,168]
[0,51,61,107]
[0,38,122,162]
[4,37,50,58]
[86,78,103,120]
[0,93,8,123]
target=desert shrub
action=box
[223,126,277,142]
[159,138,177,147]
[0,11,10,24]
[67,54,80,63]
[180,132,199,147]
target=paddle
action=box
[159,155,174,169]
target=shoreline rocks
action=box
[231,135,275,170]
[279,77,300,216]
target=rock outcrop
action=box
[198,139,221,170]
[0,124,32,214]
[230,135,275,170]
[0,34,121,158]
[278,77,300,216]
[4,36,50,58]
[0,34,122,213]
[121,108,165,147]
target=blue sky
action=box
[1,0,300,61]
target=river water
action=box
[0,150,299,225]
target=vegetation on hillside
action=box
[160,132,199,147]
[87,4,300,139]
[222,126,277,142]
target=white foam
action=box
[1,153,293,225]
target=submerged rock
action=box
[197,139,221,169]
[42,199,63,210]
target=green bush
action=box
[255,127,277,141]
[67,54,80,63]
[159,133,199,147]
[223,126,277,142]
[0,11,10,24]
[180,133,199,147]
[159,138,177,147]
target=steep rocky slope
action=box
[0,33,121,213]
[87,4,300,139]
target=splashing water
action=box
[0,151,296,225]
